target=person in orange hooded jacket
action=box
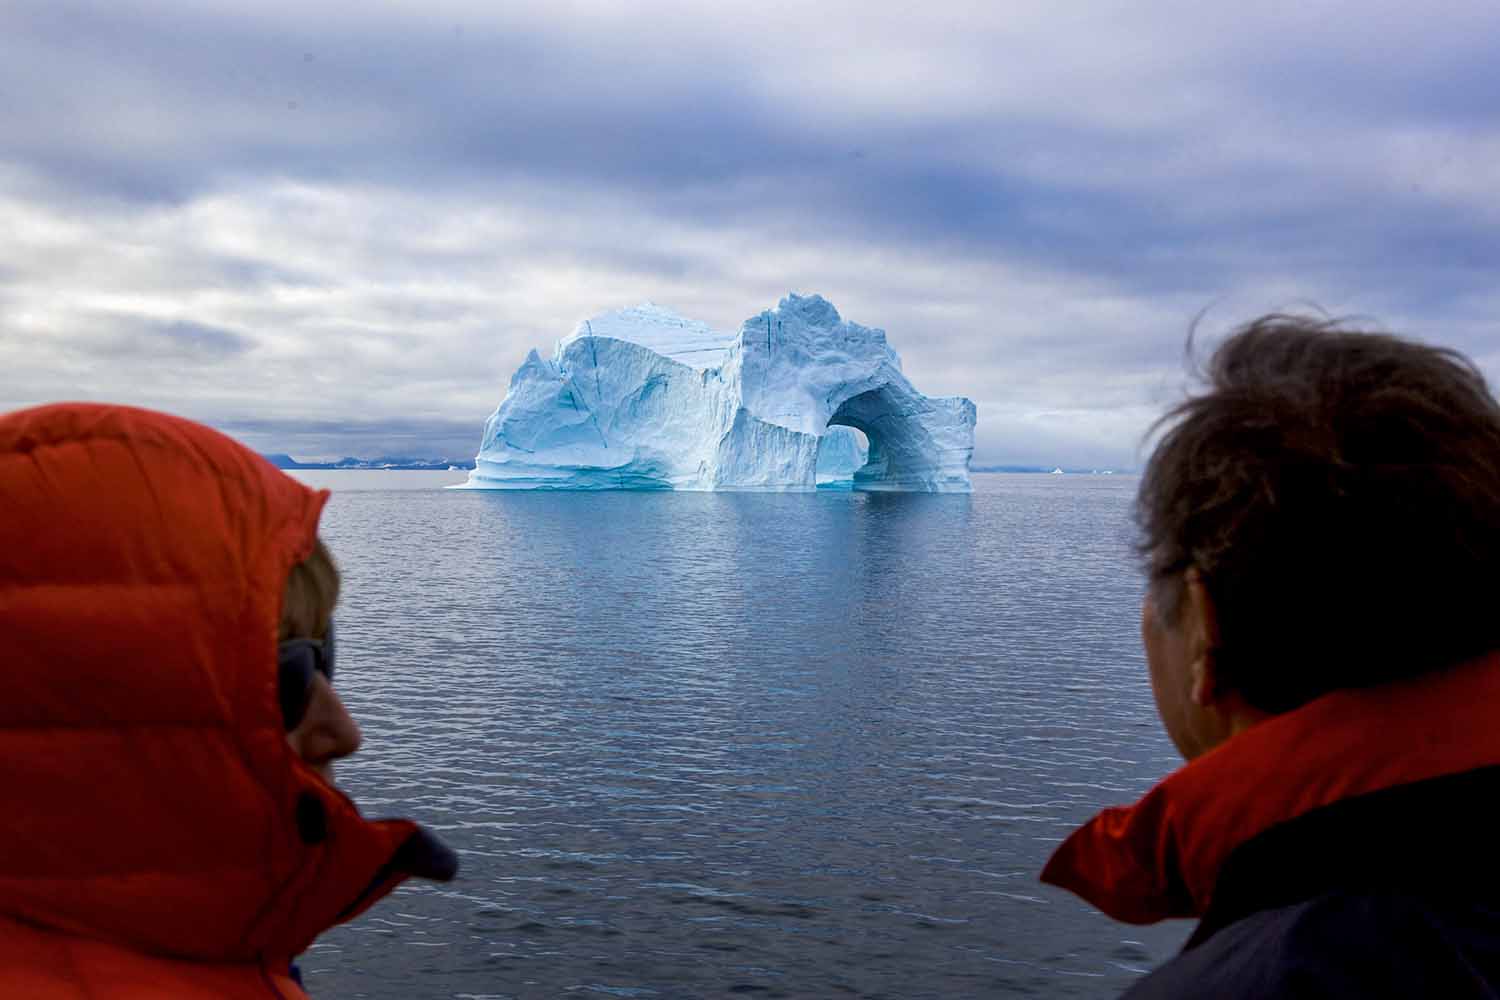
[0,402,457,998]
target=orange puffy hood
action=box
[0,403,455,968]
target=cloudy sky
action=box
[3,1,1497,467]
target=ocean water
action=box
[291,471,1192,999]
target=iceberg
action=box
[455,294,976,492]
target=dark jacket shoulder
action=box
[1124,892,1500,999]
[1126,767,1500,999]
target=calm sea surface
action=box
[289,471,1192,999]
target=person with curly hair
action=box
[1044,317,1500,997]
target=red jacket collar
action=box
[1041,652,1500,924]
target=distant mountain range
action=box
[262,453,474,471]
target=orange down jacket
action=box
[0,403,456,998]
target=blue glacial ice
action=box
[815,426,869,489]
[454,294,976,492]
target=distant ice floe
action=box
[454,294,976,492]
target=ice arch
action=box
[825,386,975,492]
[731,295,975,492]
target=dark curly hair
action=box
[1137,315,1500,714]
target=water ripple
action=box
[294,473,1190,998]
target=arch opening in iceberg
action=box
[825,384,974,493]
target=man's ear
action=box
[1183,569,1223,707]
